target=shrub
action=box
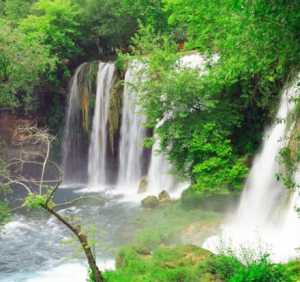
[229,255,293,282]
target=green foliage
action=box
[285,261,300,281]
[0,0,167,113]
[3,0,35,20]
[278,98,300,189]
[87,268,96,282]
[105,246,298,282]
[20,0,81,61]
[0,19,55,109]
[0,201,10,225]
[202,253,294,282]
[228,255,293,282]
[130,27,249,195]
[24,193,47,209]
[203,254,243,280]
[75,0,167,56]
[278,147,298,189]
[105,245,213,282]
[127,0,300,196]
[191,123,248,194]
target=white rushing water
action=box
[63,54,211,198]
[88,62,115,188]
[203,75,300,262]
[147,138,188,198]
[146,53,213,198]
[117,61,147,191]
[147,117,189,198]
[62,64,88,185]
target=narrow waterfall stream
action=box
[88,63,116,188]
[117,62,147,191]
[203,75,300,262]
[147,118,189,198]
[62,63,89,185]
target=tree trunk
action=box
[42,204,104,282]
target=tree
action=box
[74,0,167,58]
[124,0,300,196]
[126,27,248,195]
[0,126,104,282]
[0,19,55,110]
[20,0,81,61]
[2,0,35,20]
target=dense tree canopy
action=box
[0,0,167,112]
[127,0,300,194]
[0,0,300,194]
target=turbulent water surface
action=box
[0,188,142,282]
[203,75,300,262]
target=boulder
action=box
[158,190,171,203]
[141,195,159,208]
[138,177,148,194]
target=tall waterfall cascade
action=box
[117,62,147,190]
[203,75,300,262]
[88,62,116,188]
[62,63,90,185]
[62,54,213,198]
[62,60,191,198]
[147,117,189,197]
[147,138,188,198]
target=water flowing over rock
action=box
[147,116,189,198]
[117,62,147,190]
[144,53,217,198]
[147,138,185,197]
[62,63,91,185]
[62,58,198,198]
[203,74,300,262]
[88,62,116,188]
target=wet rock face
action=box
[138,177,148,194]
[158,190,171,203]
[141,195,159,208]
[0,114,44,163]
[141,191,172,208]
[0,113,36,144]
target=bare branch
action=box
[45,181,61,206]
[53,195,105,210]
[39,137,50,195]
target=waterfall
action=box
[147,118,189,198]
[203,75,300,262]
[117,62,147,190]
[145,53,212,197]
[62,63,89,185]
[63,55,207,197]
[147,139,188,198]
[88,62,116,188]
[147,139,176,195]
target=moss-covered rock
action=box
[108,76,122,153]
[105,245,223,282]
[158,190,171,203]
[141,195,159,208]
[106,244,300,282]
[138,177,148,194]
